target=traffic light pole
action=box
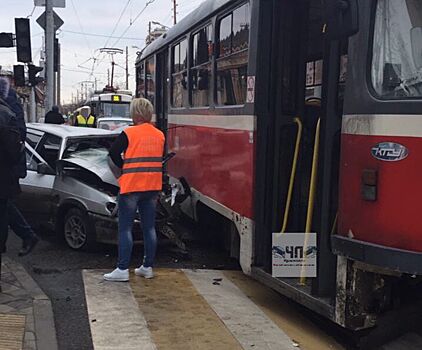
[45,0,55,112]
[30,87,36,122]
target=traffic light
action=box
[0,33,13,48]
[13,65,25,87]
[28,64,44,87]
[15,18,32,63]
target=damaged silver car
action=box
[19,124,129,250]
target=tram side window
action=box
[191,25,212,107]
[146,57,156,106]
[372,0,422,98]
[216,3,250,106]
[137,62,146,98]
[172,39,188,108]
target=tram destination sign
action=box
[272,232,317,278]
[34,0,66,8]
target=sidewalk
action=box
[83,268,342,350]
[0,257,58,350]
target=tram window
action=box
[136,61,146,98]
[172,39,188,107]
[145,57,156,106]
[191,25,212,107]
[216,3,250,106]
[372,0,422,98]
[219,15,232,57]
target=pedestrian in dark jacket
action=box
[0,91,23,254]
[45,105,65,124]
[0,77,38,255]
[0,77,26,178]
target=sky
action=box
[0,0,205,104]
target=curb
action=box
[4,257,59,350]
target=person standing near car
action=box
[75,106,95,127]
[0,77,39,256]
[104,98,164,282]
[45,105,65,125]
[0,80,24,256]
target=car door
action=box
[18,133,61,226]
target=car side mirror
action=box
[325,0,359,40]
[37,163,55,175]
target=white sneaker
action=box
[103,268,129,282]
[134,265,154,279]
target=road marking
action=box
[83,270,156,350]
[130,269,242,350]
[184,269,297,350]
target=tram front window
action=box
[372,0,422,98]
[102,103,130,118]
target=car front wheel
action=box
[63,208,96,250]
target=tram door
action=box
[156,49,169,134]
[255,0,348,297]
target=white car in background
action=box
[96,117,133,131]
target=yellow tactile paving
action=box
[224,271,343,350]
[130,269,242,350]
[0,314,25,350]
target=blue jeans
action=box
[118,191,159,270]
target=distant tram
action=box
[86,89,132,119]
[136,0,422,331]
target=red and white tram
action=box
[136,0,422,333]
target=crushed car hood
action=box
[58,148,118,187]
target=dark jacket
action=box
[4,88,27,178]
[0,98,22,198]
[45,110,65,124]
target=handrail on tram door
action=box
[300,118,321,286]
[281,117,303,233]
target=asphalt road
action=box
[5,224,239,350]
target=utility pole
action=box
[107,69,110,86]
[30,88,36,122]
[45,0,55,111]
[57,42,61,107]
[173,0,177,25]
[111,61,115,88]
[148,21,152,43]
[126,46,129,90]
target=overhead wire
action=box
[89,0,155,82]
[70,0,92,53]
[88,0,137,82]
[61,30,145,41]
[27,6,36,18]
[103,0,133,48]
[111,0,157,47]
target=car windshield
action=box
[102,103,130,118]
[98,120,132,131]
[372,0,422,98]
[62,136,117,159]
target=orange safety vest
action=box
[119,123,165,194]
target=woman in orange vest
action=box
[104,98,165,282]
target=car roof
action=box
[27,123,118,137]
